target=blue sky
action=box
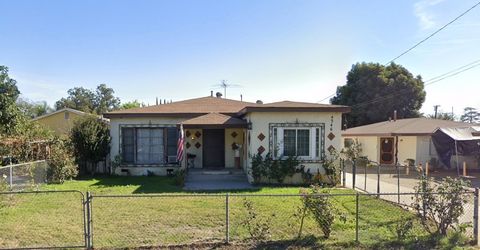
[1,0,479,117]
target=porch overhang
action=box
[179,113,248,129]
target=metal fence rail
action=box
[0,160,48,191]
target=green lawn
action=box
[0,176,472,249]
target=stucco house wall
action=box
[109,117,247,173]
[34,110,85,136]
[342,135,441,167]
[245,111,343,183]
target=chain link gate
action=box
[0,190,87,249]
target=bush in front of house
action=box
[412,175,470,237]
[47,139,78,183]
[251,153,299,184]
[70,115,110,175]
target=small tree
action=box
[295,185,343,239]
[412,176,470,236]
[70,116,110,175]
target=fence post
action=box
[355,193,359,242]
[86,192,92,249]
[376,164,380,197]
[474,188,479,245]
[225,193,230,244]
[9,166,13,189]
[396,164,400,204]
[364,163,367,191]
[352,160,356,189]
[342,159,346,188]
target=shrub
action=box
[250,153,299,184]
[70,116,110,175]
[241,198,273,243]
[296,185,343,238]
[393,216,414,241]
[412,175,470,236]
[47,139,78,183]
[173,169,186,186]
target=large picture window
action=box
[271,123,325,160]
[121,126,178,165]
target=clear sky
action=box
[1,0,479,117]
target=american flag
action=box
[177,124,185,163]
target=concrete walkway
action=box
[183,169,255,191]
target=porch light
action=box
[384,139,389,144]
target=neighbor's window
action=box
[121,127,178,165]
[272,124,324,160]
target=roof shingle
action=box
[342,118,474,136]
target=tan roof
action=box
[342,118,473,136]
[105,96,252,117]
[181,113,247,128]
[239,101,350,114]
[104,96,350,118]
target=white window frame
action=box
[274,127,322,160]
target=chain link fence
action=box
[0,160,48,191]
[0,190,477,249]
[0,190,86,249]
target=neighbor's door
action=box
[380,137,395,164]
[203,129,225,168]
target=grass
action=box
[0,176,473,249]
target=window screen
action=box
[283,129,296,156]
[121,128,135,163]
[166,127,178,161]
[296,129,310,156]
[136,128,164,164]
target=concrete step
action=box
[185,174,248,182]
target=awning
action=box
[180,113,248,129]
[434,127,480,141]
[431,126,480,170]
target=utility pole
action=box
[433,105,440,119]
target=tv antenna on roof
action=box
[212,80,242,98]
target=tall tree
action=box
[331,62,426,127]
[0,66,21,134]
[17,98,53,118]
[460,107,480,123]
[120,100,142,110]
[55,87,96,113]
[94,84,120,114]
[55,84,120,114]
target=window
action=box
[271,124,324,160]
[344,138,354,148]
[121,127,178,165]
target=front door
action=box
[203,129,225,168]
[380,137,395,164]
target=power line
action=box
[385,0,480,65]
[350,60,480,109]
[318,1,480,105]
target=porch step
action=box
[202,170,231,175]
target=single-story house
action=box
[103,93,350,182]
[342,118,475,168]
[33,108,89,136]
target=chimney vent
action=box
[210,91,213,97]
[216,92,223,98]
[256,100,263,104]
[394,110,397,122]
